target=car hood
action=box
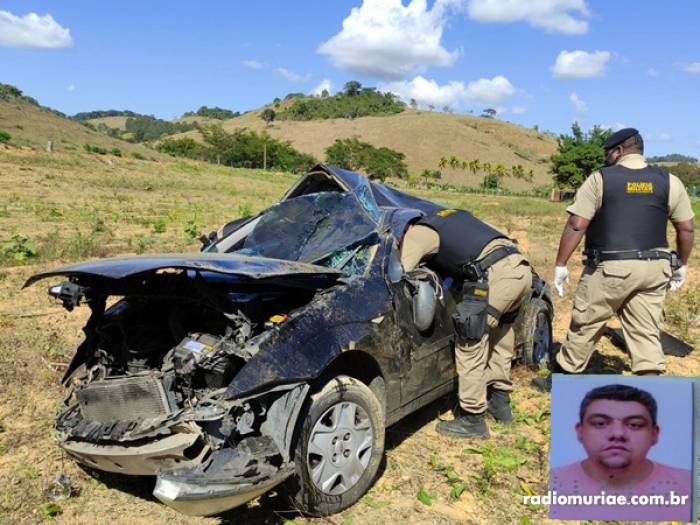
[24,253,344,288]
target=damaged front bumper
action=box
[153,435,295,516]
[61,425,206,475]
[154,470,292,516]
[57,381,309,515]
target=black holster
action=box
[453,282,489,340]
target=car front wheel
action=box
[287,375,385,516]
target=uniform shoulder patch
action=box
[437,208,457,217]
[626,182,654,194]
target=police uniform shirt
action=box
[567,153,694,223]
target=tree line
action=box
[72,109,141,121]
[86,116,196,143]
[438,155,534,189]
[276,81,405,121]
[182,106,241,120]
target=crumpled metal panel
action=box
[224,243,392,399]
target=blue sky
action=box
[1,0,699,156]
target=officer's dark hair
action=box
[579,384,657,425]
[620,133,644,154]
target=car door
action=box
[385,244,457,405]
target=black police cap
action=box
[604,128,639,150]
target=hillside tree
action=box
[261,108,276,126]
[344,81,362,96]
[549,122,612,188]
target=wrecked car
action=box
[25,165,553,516]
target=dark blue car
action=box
[26,165,552,516]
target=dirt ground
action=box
[1,150,698,524]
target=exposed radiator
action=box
[76,376,171,423]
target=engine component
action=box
[172,333,242,388]
[76,375,175,423]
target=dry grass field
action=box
[0,147,698,525]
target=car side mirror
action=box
[412,279,437,331]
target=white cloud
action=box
[273,68,311,83]
[241,60,263,70]
[658,132,672,142]
[466,0,591,34]
[65,84,75,92]
[681,62,700,74]
[318,0,460,80]
[646,67,658,77]
[511,106,527,114]
[552,50,610,79]
[601,122,627,132]
[569,93,587,112]
[379,75,516,108]
[310,78,334,96]
[0,10,72,48]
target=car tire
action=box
[286,375,385,516]
[520,297,552,369]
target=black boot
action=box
[436,410,489,439]
[487,389,513,424]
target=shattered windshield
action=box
[236,191,379,268]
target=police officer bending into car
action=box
[401,209,532,438]
[534,128,695,391]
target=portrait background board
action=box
[550,375,694,469]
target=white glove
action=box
[669,265,686,292]
[554,266,569,297]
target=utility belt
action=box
[583,249,680,269]
[461,245,521,282]
[451,245,522,340]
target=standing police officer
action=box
[535,128,694,390]
[401,209,532,438]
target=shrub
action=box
[83,144,108,155]
[1,234,38,262]
[110,148,122,157]
[131,151,146,160]
[152,218,167,233]
[482,174,499,189]
[0,130,10,144]
[157,137,204,159]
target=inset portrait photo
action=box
[548,375,695,522]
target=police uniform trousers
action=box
[457,244,532,414]
[555,259,671,374]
